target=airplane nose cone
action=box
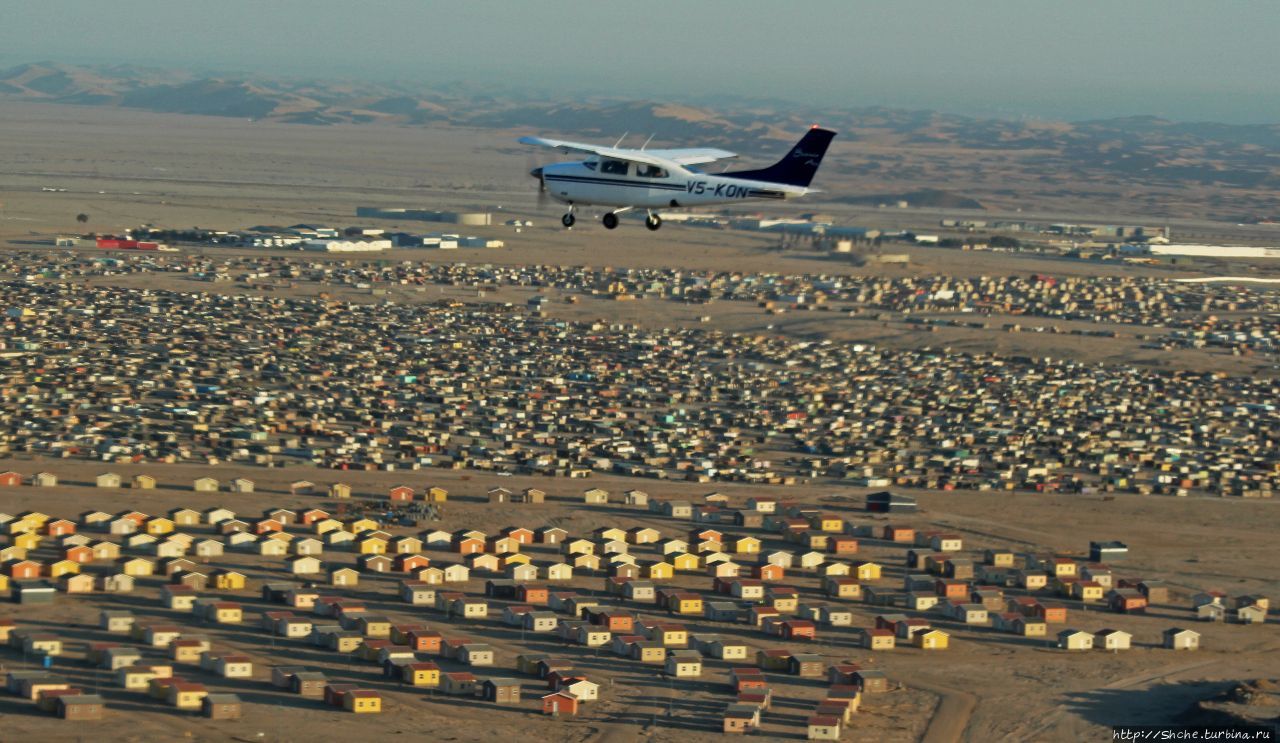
[529,167,543,180]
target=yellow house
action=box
[656,626,688,646]
[671,553,701,571]
[0,574,9,591]
[646,561,674,580]
[597,527,628,543]
[25,636,62,656]
[817,516,844,533]
[345,690,382,713]
[92,542,121,560]
[213,604,243,624]
[121,557,155,576]
[1072,582,1104,602]
[1020,572,1048,590]
[426,487,448,502]
[146,517,175,536]
[406,665,440,687]
[501,553,532,567]
[313,519,343,535]
[20,511,49,527]
[853,561,882,581]
[13,532,41,550]
[168,683,209,709]
[347,518,378,534]
[1052,560,1078,578]
[48,559,80,578]
[673,595,704,615]
[120,665,171,689]
[914,629,950,650]
[170,641,207,663]
[357,537,388,555]
[214,571,247,591]
[564,539,594,555]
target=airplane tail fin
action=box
[725,127,836,187]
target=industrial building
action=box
[357,207,492,226]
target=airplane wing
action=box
[518,136,678,168]
[642,148,738,166]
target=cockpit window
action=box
[600,158,629,176]
[637,164,669,178]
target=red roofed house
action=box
[542,691,579,716]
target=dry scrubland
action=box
[0,102,1277,742]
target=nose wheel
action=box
[561,212,575,228]
[645,213,662,231]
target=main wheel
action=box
[645,214,662,231]
[602,213,619,230]
[562,213,576,228]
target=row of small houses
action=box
[2,500,1269,632]
[0,498,1264,643]
[80,597,889,732]
[727,664,874,738]
[0,471,441,500]
[2,494,1269,646]
[0,471,783,512]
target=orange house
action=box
[517,585,549,605]
[752,564,785,581]
[0,471,22,487]
[63,546,94,564]
[8,560,41,579]
[882,526,914,543]
[1035,604,1068,623]
[503,527,535,544]
[395,555,431,572]
[301,509,330,526]
[542,692,579,716]
[46,520,76,537]
[406,631,442,653]
[388,486,415,502]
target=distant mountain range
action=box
[4,62,1279,216]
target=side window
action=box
[637,164,669,178]
[600,159,629,176]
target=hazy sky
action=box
[4,0,1279,122]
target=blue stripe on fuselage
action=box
[543,174,687,191]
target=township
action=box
[0,477,1267,739]
[1,250,1278,497]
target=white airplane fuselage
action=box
[541,159,800,209]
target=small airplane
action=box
[520,126,836,230]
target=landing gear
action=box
[602,212,619,230]
[645,212,662,231]
[561,212,575,228]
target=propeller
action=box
[527,153,549,209]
